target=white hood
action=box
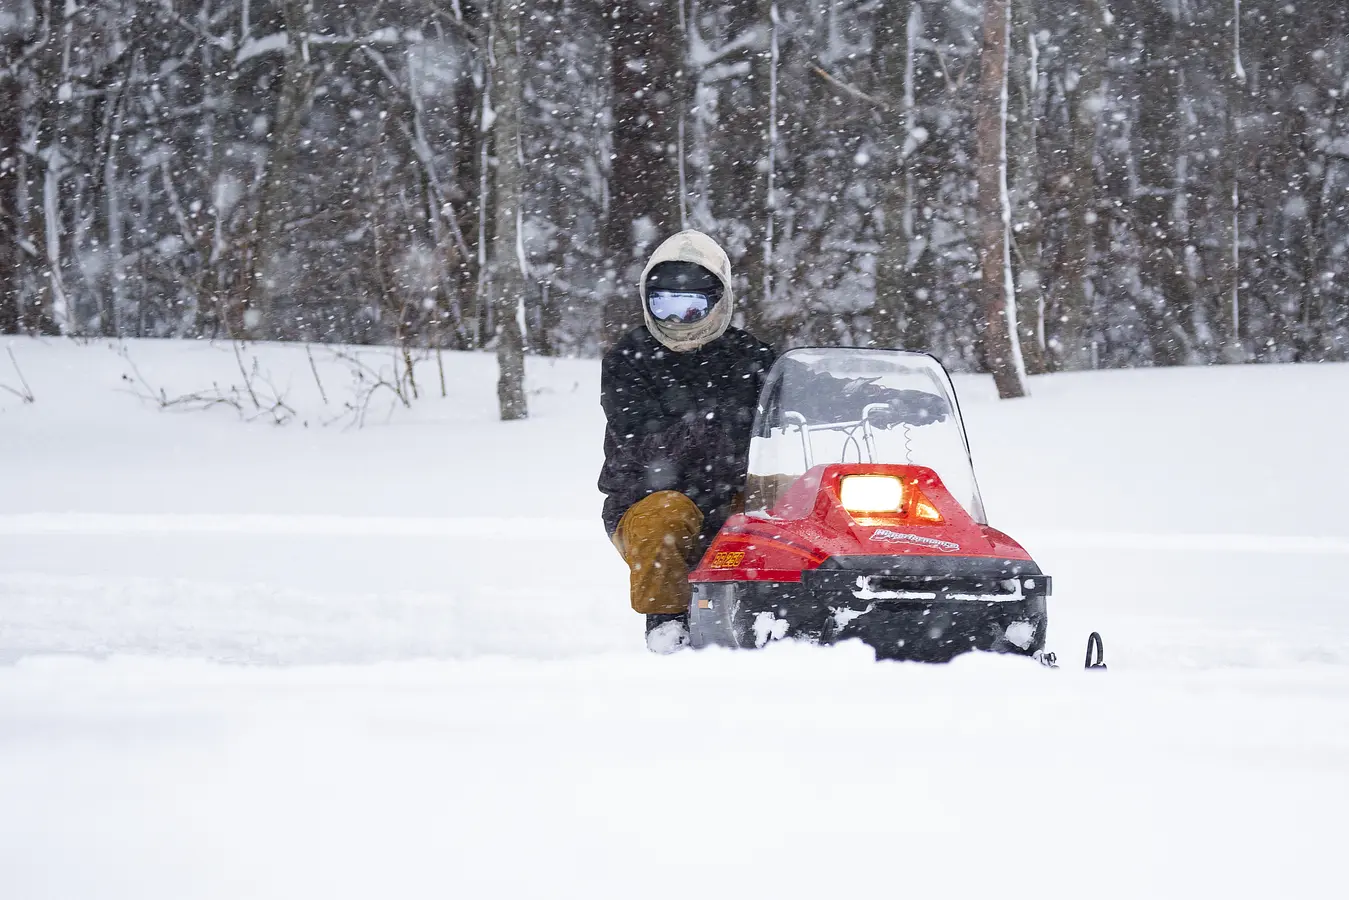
[639,230,734,353]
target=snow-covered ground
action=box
[2,337,1348,899]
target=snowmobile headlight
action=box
[839,475,905,514]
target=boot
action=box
[645,612,690,654]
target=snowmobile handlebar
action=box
[782,403,900,469]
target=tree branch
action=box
[811,64,894,111]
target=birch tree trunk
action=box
[100,89,124,337]
[1218,0,1248,362]
[975,0,1029,399]
[490,0,528,421]
[1008,0,1045,374]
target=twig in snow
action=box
[399,344,419,401]
[116,343,296,426]
[1,347,36,404]
[233,340,262,409]
[306,344,329,405]
[324,346,417,429]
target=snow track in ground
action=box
[0,572,621,664]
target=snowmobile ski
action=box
[1085,631,1107,670]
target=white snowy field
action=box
[2,336,1348,899]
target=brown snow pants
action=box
[612,491,705,615]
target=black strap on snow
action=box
[1085,632,1107,670]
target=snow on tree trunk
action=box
[1219,0,1246,367]
[975,0,1028,399]
[1226,0,1246,362]
[99,80,127,338]
[490,0,528,422]
[1008,0,1045,375]
[41,149,70,334]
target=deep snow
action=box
[2,337,1348,899]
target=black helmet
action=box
[644,261,724,324]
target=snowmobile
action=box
[688,347,1104,667]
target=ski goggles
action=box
[648,290,717,324]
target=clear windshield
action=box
[745,348,987,523]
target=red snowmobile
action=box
[689,348,1100,666]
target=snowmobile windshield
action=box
[745,348,987,523]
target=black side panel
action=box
[824,595,1048,662]
[689,579,1047,662]
[689,581,825,650]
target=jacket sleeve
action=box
[727,338,778,478]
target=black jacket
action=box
[599,325,777,541]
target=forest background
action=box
[2,0,1346,387]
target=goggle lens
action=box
[648,290,713,324]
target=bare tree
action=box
[694,1,771,342]
[490,0,527,421]
[1045,0,1107,371]
[238,0,315,340]
[0,1,24,335]
[2,0,1347,370]
[601,0,685,347]
[871,0,916,351]
[3,0,61,336]
[975,0,1029,398]
[1125,0,1195,367]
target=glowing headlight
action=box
[839,475,905,513]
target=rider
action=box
[598,231,776,653]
